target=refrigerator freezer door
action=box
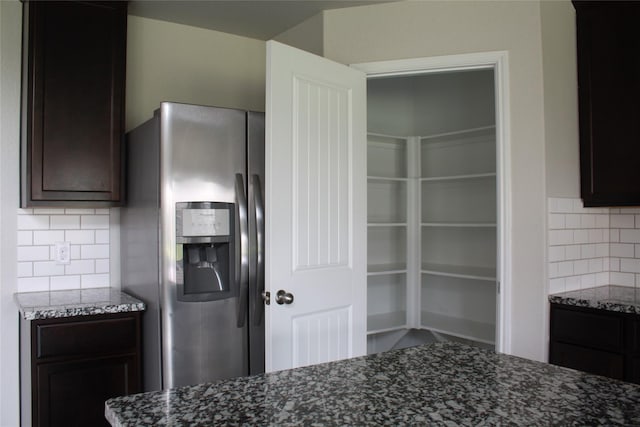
[159,102,249,388]
[248,111,266,375]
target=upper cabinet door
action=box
[21,1,127,207]
[574,1,640,206]
[265,41,367,372]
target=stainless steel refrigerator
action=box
[121,102,265,391]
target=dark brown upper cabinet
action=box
[21,1,127,207]
[574,1,640,206]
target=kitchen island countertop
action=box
[105,341,640,426]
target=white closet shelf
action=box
[421,263,496,281]
[421,222,497,228]
[368,132,408,140]
[420,311,495,345]
[420,172,496,182]
[368,176,408,182]
[367,263,407,275]
[367,311,407,334]
[419,125,496,142]
[367,222,407,227]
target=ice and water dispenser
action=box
[175,202,236,302]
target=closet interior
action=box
[366,69,498,354]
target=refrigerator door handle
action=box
[235,173,249,328]
[251,174,265,326]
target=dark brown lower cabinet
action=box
[20,312,142,427]
[550,303,639,384]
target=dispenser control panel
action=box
[181,208,230,237]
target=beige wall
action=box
[274,12,325,56]
[126,16,266,131]
[323,0,549,361]
[541,1,579,198]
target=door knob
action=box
[275,290,294,305]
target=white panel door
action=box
[265,41,367,372]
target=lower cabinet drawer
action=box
[36,315,138,359]
[551,306,624,352]
[550,341,624,380]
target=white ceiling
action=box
[128,1,394,41]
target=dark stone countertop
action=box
[105,341,640,426]
[14,287,145,320]
[549,285,640,314]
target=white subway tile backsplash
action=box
[573,260,589,275]
[549,278,565,294]
[95,230,110,244]
[16,209,117,292]
[17,277,50,293]
[33,208,64,215]
[611,258,621,271]
[581,244,596,259]
[33,230,65,245]
[574,230,589,244]
[581,214,596,229]
[50,215,80,229]
[565,245,581,260]
[621,258,640,274]
[16,209,113,292]
[17,262,33,278]
[581,274,596,288]
[552,198,574,213]
[549,263,559,279]
[65,209,95,215]
[95,259,110,274]
[547,197,640,294]
[558,261,574,276]
[550,230,573,245]
[66,260,94,275]
[611,214,635,228]
[81,244,109,259]
[588,229,605,243]
[596,243,609,257]
[65,230,95,244]
[33,261,65,277]
[589,258,603,273]
[50,275,81,290]
[81,273,110,288]
[17,215,49,230]
[621,229,640,243]
[566,276,581,291]
[611,243,634,258]
[549,246,565,262]
[611,229,620,242]
[596,215,610,228]
[565,214,581,229]
[611,272,635,286]
[18,246,50,262]
[596,272,610,286]
[548,214,565,229]
[17,231,32,246]
[81,215,109,229]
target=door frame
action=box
[351,51,512,354]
